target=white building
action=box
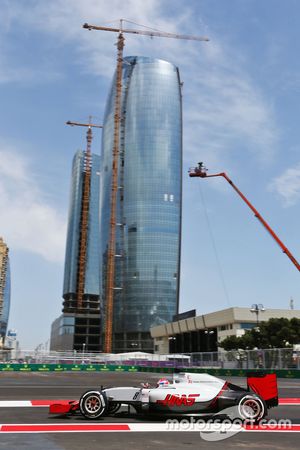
[150,307,300,354]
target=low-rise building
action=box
[150,307,300,354]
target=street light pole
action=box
[250,304,265,327]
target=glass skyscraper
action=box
[101,56,182,352]
[0,237,10,341]
[51,150,102,352]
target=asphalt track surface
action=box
[0,372,299,450]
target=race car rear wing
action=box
[247,373,278,408]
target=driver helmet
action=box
[157,377,170,387]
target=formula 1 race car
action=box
[49,372,278,422]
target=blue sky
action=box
[1,0,300,349]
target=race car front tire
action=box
[79,390,108,419]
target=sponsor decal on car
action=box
[156,394,200,406]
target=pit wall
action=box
[0,364,299,378]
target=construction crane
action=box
[66,118,103,310]
[189,163,300,272]
[83,19,209,353]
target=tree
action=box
[219,317,300,350]
[219,335,244,351]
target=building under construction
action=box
[0,237,10,345]
[50,148,101,352]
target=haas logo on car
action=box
[156,394,200,406]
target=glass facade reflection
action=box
[63,150,101,300]
[101,57,182,351]
[0,238,10,340]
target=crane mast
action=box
[84,19,209,353]
[66,119,103,310]
[189,164,300,272]
[104,32,124,353]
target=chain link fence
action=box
[0,347,299,369]
[188,348,300,370]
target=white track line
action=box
[0,401,32,407]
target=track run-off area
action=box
[0,372,299,450]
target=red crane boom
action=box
[189,164,300,272]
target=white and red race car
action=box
[49,372,278,422]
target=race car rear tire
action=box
[79,390,108,419]
[237,394,266,422]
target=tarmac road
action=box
[0,372,299,450]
